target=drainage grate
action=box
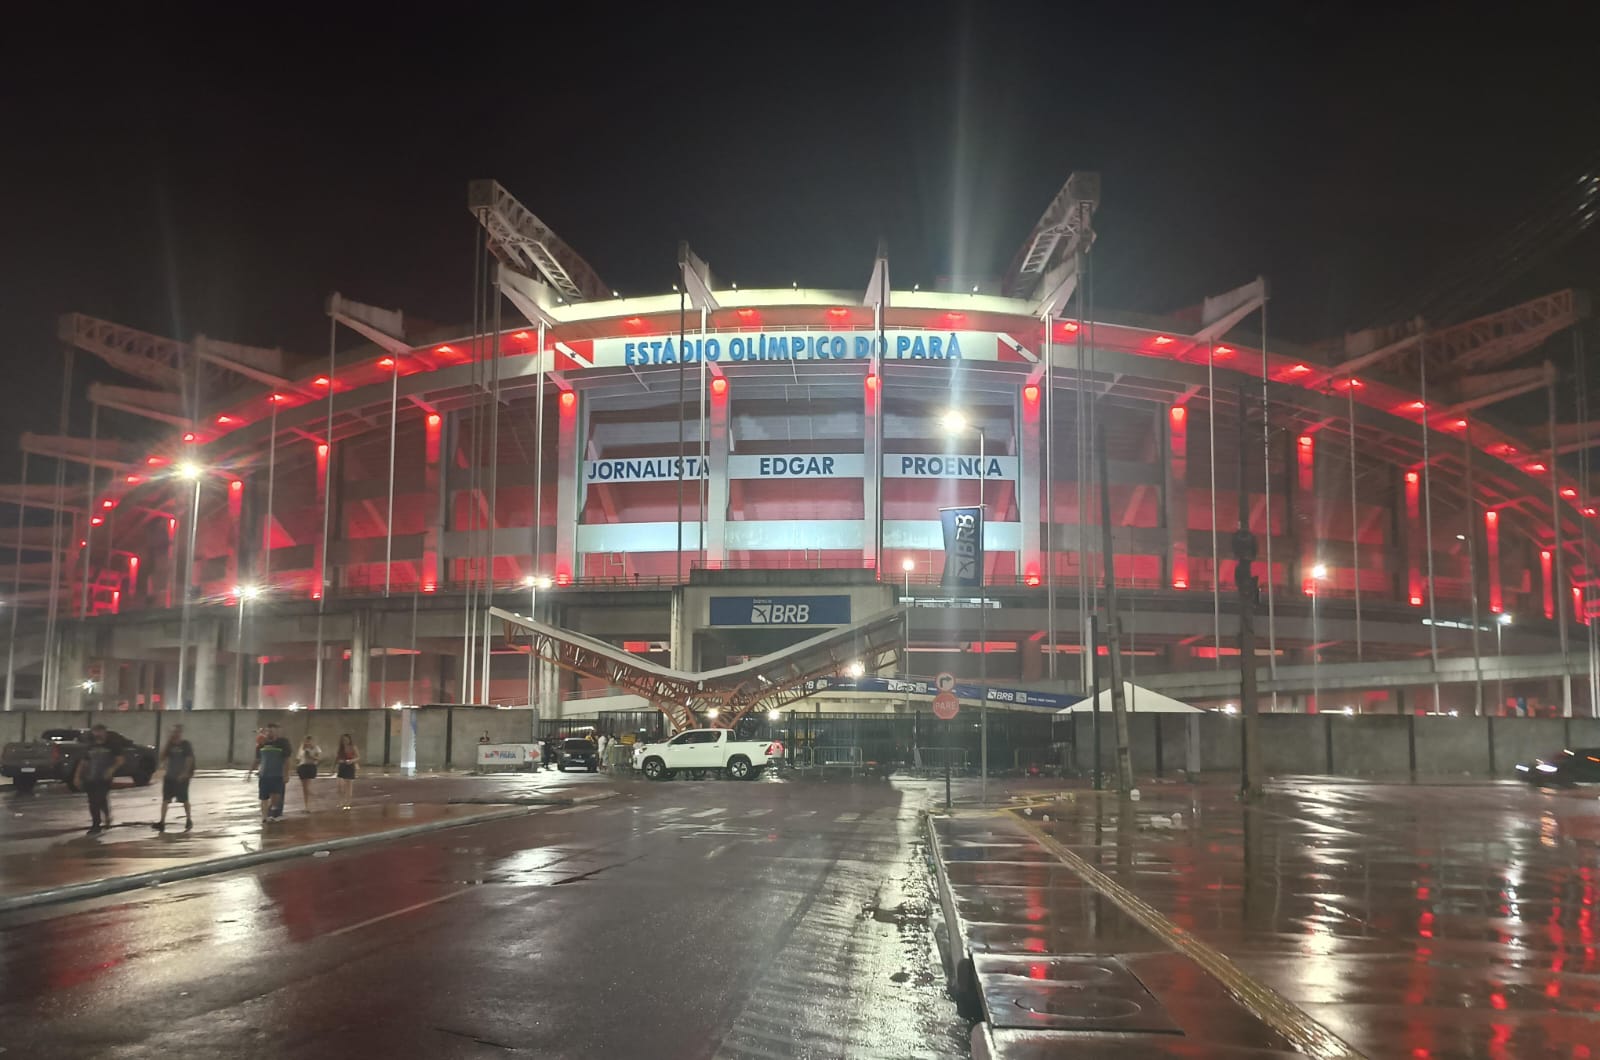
[974,954,1183,1034]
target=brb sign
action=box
[708,595,852,627]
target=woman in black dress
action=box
[335,733,359,809]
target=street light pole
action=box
[174,464,202,712]
[1497,612,1512,714]
[942,410,990,802]
[1310,563,1326,713]
[977,426,988,804]
[524,574,551,710]
[234,585,259,711]
[901,557,914,673]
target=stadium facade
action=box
[7,175,1598,718]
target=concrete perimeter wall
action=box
[2,708,539,772]
[1072,710,1600,779]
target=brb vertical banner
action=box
[940,505,984,588]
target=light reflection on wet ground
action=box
[1034,779,1600,1059]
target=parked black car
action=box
[1515,748,1600,785]
[557,738,599,773]
[1,728,159,793]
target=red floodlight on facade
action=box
[710,377,728,397]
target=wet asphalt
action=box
[1031,778,1600,1059]
[0,773,968,1059]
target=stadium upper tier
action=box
[16,284,1591,635]
[8,174,1594,649]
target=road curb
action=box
[0,791,619,916]
[922,810,980,1018]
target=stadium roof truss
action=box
[490,605,904,733]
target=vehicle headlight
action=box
[1536,762,1559,773]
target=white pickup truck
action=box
[633,729,782,781]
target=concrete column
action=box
[161,660,179,712]
[555,389,579,583]
[1402,468,1424,606]
[706,382,729,566]
[223,646,242,713]
[423,410,443,592]
[348,609,369,710]
[1165,405,1189,590]
[669,588,688,670]
[192,619,218,710]
[1020,636,1043,681]
[1019,382,1043,584]
[312,440,329,599]
[141,662,155,710]
[225,476,243,596]
[165,516,177,609]
[863,371,880,572]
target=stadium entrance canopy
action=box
[490,605,904,732]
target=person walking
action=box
[597,732,610,772]
[334,733,359,810]
[256,722,291,823]
[295,735,322,811]
[74,724,124,834]
[154,724,195,833]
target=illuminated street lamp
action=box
[943,409,989,801]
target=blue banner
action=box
[800,676,1080,712]
[940,505,984,588]
[709,595,852,627]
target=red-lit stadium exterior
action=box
[8,184,1597,718]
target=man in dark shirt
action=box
[73,724,124,834]
[255,722,292,823]
[155,724,196,833]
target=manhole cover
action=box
[975,954,1182,1033]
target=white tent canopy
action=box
[1056,682,1203,714]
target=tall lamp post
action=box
[1309,563,1326,713]
[173,462,203,712]
[942,410,988,803]
[1496,612,1512,714]
[234,584,260,710]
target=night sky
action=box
[4,2,1598,456]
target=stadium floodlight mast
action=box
[173,462,204,713]
[942,409,989,802]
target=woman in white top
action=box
[295,736,322,811]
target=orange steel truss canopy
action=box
[490,605,905,733]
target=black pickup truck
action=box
[1,728,158,793]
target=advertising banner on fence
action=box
[940,505,984,588]
[476,743,542,767]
